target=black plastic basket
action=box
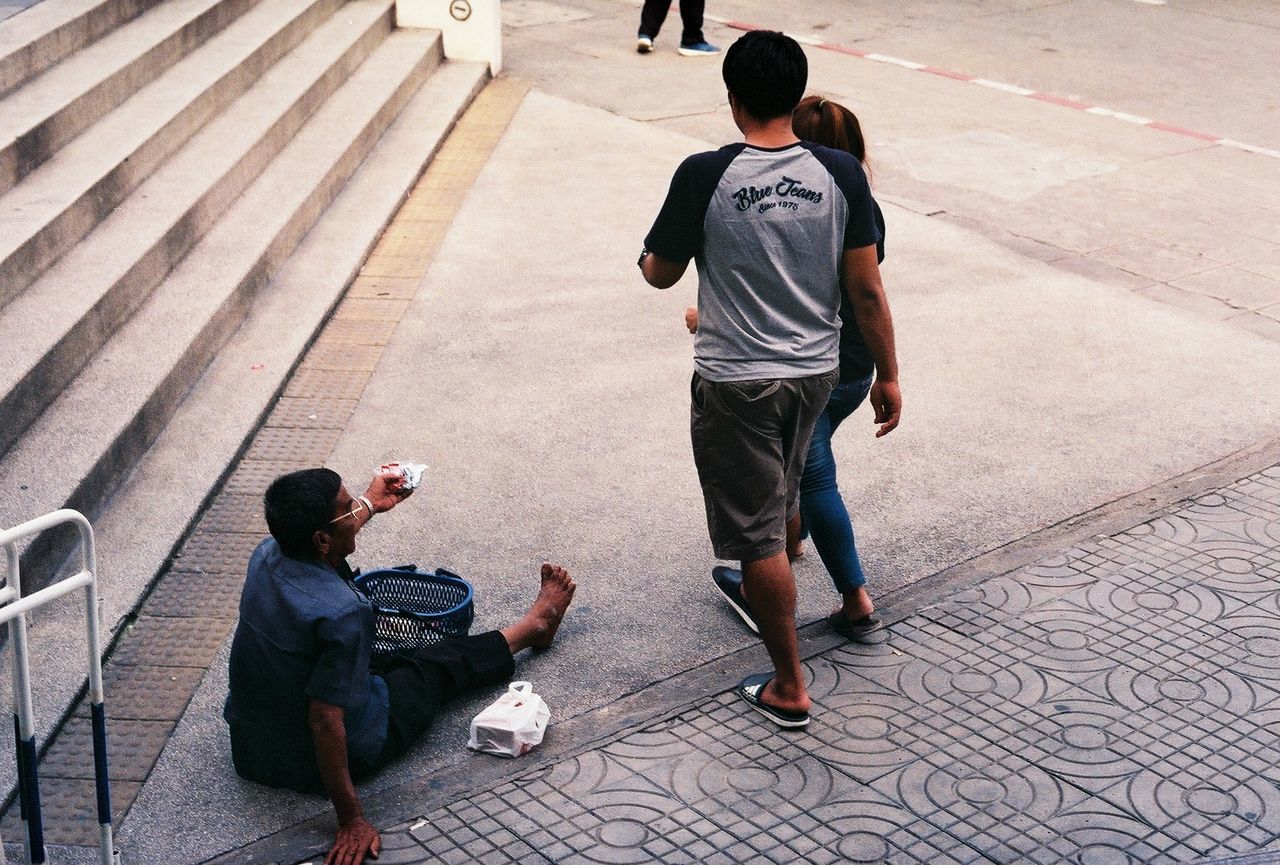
[354,565,474,659]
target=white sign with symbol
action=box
[396,0,500,71]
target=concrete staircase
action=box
[0,0,490,818]
[0,0,488,607]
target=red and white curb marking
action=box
[704,14,1280,161]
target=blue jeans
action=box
[799,374,874,595]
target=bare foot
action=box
[834,586,875,622]
[528,563,576,650]
[760,677,811,716]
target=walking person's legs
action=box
[638,0,670,49]
[740,550,807,712]
[677,0,705,46]
[793,376,881,633]
[694,371,834,727]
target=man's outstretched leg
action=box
[502,563,577,653]
[373,563,576,766]
[740,550,809,721]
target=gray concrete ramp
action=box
[120,86,1280,863]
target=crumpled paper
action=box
[379,461,427,490]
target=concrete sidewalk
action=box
[215,457,1280,865]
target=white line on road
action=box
[865,53,926,70]
[973,79,1036,96]
[1085,106,1153,125]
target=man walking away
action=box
[638,31,901,729]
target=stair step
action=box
[0,58,489,798]
[0,0,350,309]
[0,0,257,197]
[0,0,394,456]
[0,0,162,95]
[0,28,443,591]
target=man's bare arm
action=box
[842,244,901,437]
[309,699,381,865]
[641,251,689,289]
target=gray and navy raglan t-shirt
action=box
[645,141,881,382]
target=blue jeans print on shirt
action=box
[799,374,874,595]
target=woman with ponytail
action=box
[788,95,887,640]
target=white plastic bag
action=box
[467,681,550,757]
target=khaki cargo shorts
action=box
[690,369,838,563]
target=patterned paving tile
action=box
[981,698,1150,796]
[1102,764,1280,858]
[867,738,1193,865]
[916,574,1079,638]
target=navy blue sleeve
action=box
[644,145,742,263]
[307,601,372,707]
[803,143,881,251]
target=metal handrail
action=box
[0,509,117,865]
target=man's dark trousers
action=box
[640,0,705,45]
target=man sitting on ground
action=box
[223,467,576,864]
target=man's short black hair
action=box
[264,468,341,559]
[722,30,808,122]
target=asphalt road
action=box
[700,0,1280,148]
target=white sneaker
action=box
[637,34,654,54]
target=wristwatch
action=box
[637,248,650,269]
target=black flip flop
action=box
[736,673,810,729]
[827,611,885,641]
[713,566,759,634]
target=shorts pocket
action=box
[721,379,781,404]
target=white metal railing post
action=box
[0,510,118,865]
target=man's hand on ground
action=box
[326,815,381,865]
[870,380,901,437]
[363,472,411,513]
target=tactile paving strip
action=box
[72,665,206,722]
[221,459,318,496]
[171,530,264,574]
[348,275,419,300]
[40,717,174,782]
[302,342,383,372]
[144,568,244,618]
[266,397,359,430]
[109,616,235,668]
[284,367,373,399]
[198,494,268,536]
[0,779,140,847]
[320,318,399,345]
[332,297,410,321]
[245,427,343,464]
